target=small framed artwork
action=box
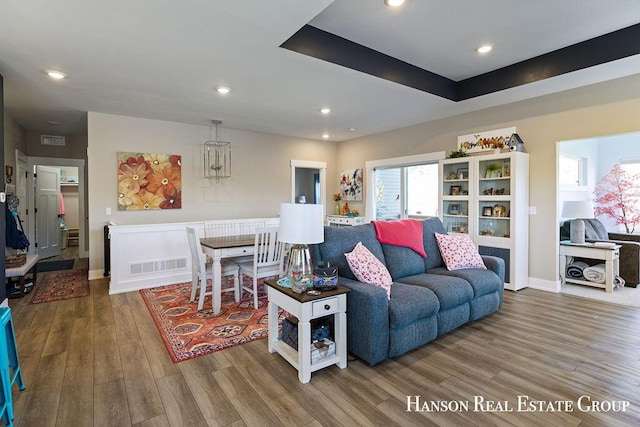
[456,168,469,180]
[448,204,460,215]
[482,206,493,217]
[450,185,462,195]
[502,163,511,177]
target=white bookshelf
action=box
[439,151,529,291]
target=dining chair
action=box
[237,226,285,309]
[186,227,240,311]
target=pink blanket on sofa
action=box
[371,219,427,258]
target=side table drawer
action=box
[312,297,338,317]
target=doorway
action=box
[290,160,326,208]
[24,156,87,261]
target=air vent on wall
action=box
[41,135,65,146]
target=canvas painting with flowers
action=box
[118,152,182,210]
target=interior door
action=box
[35,165,61,259]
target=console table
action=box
[559,241,620,293]
[265,279,349,384]
[326,215,365,227]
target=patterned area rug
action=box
[141,280,283,363]
[29,269,90,304]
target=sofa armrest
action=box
[481,255,505,283]
[337,276,390,366]
[608,232,640,243]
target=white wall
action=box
[87,112,337,277]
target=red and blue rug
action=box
[29,269,90,304]
[140,279,284,363]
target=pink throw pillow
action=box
[434,233,486,271]
[345,242,392,299]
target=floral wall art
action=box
[340,168,363,201]
[118,152,182,210]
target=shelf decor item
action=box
[333,193,342,215]
[457,127,516,154]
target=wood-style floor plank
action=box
[5,268,640,426]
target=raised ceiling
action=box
[1,0,640,141]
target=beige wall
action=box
[337,73,640,285]
[87,112,338,274]
[3,112,26,175]
[26,131,87,160]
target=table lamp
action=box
[561,200,594,244]
[279,203,324,293]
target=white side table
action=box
[559,241,620,293]
[266,280,349,384]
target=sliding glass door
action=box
[374,163,439,221]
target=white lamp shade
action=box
[279,203,324,244]
[561,200,594,219]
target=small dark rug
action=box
[36,259,75,273]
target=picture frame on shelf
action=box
[450,185,462,195]
[448,204,460,215]
[502,163,511,178]
[482,206,493,217]
[456,168,469,180]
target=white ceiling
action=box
[1,0,640,142]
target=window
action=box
[621,158,640,176]
[373,163,439,221]
[559,154,586,187]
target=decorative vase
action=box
[335,201,341,215]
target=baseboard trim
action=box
[528,277,561,293]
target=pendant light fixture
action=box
[203,120,231,182]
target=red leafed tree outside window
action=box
[593,164,640,234]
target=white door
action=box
[35,165,61,259]
[16,153,28,227]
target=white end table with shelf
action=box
[559,241,620,293]
[266,280,349,384]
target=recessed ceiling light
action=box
[320,107,331,115]
[322,133,330,139]
[348,127,356,132]
[384,0,404,6]
[476,45,492,54]
[216,86,231,95]
[46,70,67,80]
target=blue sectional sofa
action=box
[309,217,505,366]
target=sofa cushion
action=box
[317,224,384,281]
[397,273,474,309]
[428,266,502,298]
[380,243,426,281]
[435,233,486,271]
[345,242,392,299]
[388,282,439,328]
[421,218,447,271]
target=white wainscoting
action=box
[108,218,279,294]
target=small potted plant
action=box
[333,193,342,215]
[485,163,501,178]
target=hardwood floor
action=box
[6,274,640,426]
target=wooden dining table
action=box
[200,234,255,314]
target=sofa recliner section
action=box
[310,217,504,365]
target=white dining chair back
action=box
[186,226,240,311]
[204,219,267,238]
[237,226,285,309]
